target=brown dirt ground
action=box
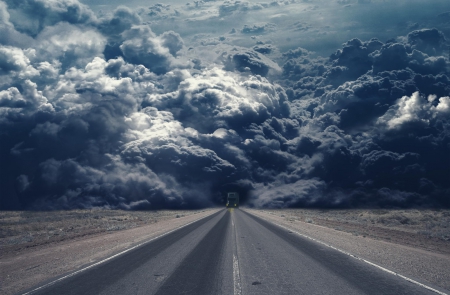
[0,209,220,295]
[247,208,450,292]
[0,209,211,259]
[1,208,449,294]
[258,209,450,255]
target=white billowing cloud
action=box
[0,79,54,123]
[120,25,188,75]
[378,91,450,129]
[0,45,39,78]
[36,22,106,69]
[44,56,158,115]
[436,96,450,113]
[0,86,24,108]
[120,107,236,202]
[160,31,184,56]
[380,92,427,128]
[428,94,437,102]
[122,107,189,146]
[62,57,133,94]
[146,67,289,132]
[121,107,236,176]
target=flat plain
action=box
[248,208,450,292]
[0,209,206,256]
[1,208,449,294]
[257,209,450,255]
[0,209,219,295]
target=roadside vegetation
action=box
[0,209,203,254]
[260,209,450,254]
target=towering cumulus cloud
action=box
[0,0,449,210]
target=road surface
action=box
[23,209,445,295]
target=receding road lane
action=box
[23,209,445,295]
[235,210,441,295]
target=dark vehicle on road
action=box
[226,192,239,208]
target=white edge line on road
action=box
[244,210,448,295]
[21,209,221,295]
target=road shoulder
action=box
[244,209,450,293]
[0,209,221,295]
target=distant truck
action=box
[226,192,239,208]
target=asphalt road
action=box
[24,209,444,295]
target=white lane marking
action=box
[231,211,242,295]
[21,210,221,295]
[233,254,242,295]
[244,210,448,295]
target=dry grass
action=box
[0,209,218,295]
[0,209,204,251]
[258,209,450,254]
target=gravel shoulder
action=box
[0,209,221,295]
[245,208,450,293]
[2,208,449,294]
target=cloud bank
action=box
[0,0,449,210]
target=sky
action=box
[0,0,449,210]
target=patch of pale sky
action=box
[79,0,450,56]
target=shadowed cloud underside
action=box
[0,0,449,210]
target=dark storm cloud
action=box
[0,2,34,47]
[1,0,449,210]
[407,28,448,56]
[330,38,383,80]
[267,26,450,208]
[240,23,276,35]
[222,47,282,76]
[252,44,275,55]
[97,6,141,36]
[4,0,96,36]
